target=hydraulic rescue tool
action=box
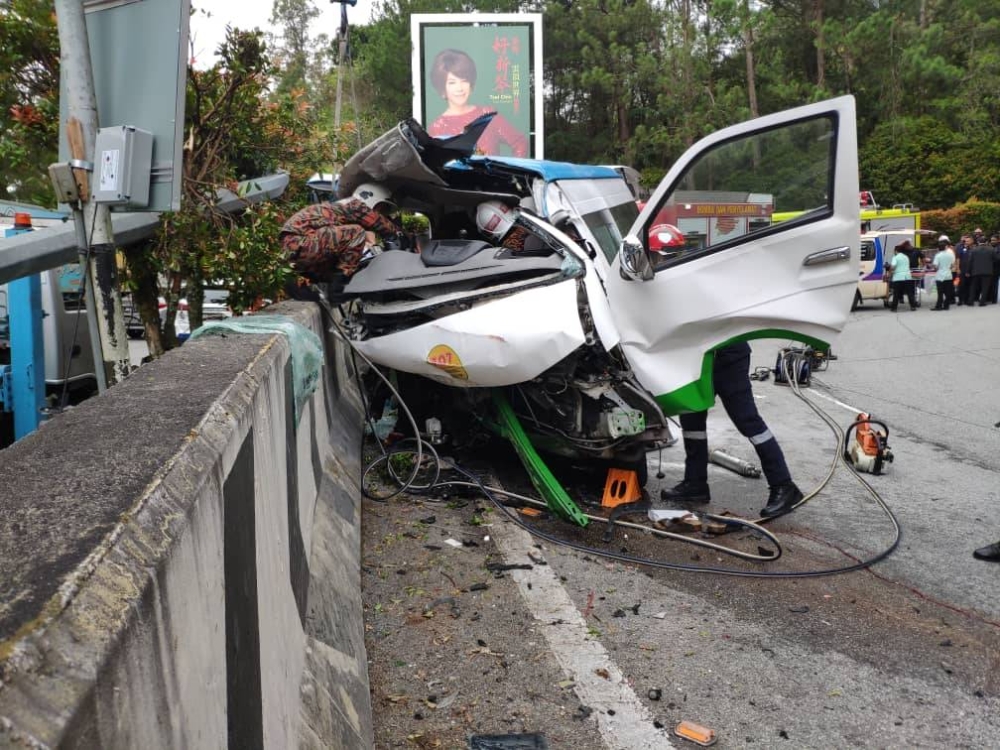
[709,448,762,478]
[773,346,814,387]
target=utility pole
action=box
[333,0,351,131]
[54,0,132,386]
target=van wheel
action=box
[851,290,862,311]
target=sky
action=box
[187,0,376,68]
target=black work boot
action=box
[660,479,710,504]
[972,542,1000,562]
[760,482,803,518]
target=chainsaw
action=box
[844,412,892,474]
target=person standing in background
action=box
[930,236,955,311]
[955,235,973,305]
[888,241,916,311]
[902,239,924,305]
[967,233,995,306]
[989,234,1000,304]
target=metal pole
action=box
[72,207,107,393]
[54,0,132,385]
[333,3,348,131]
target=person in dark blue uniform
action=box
[661,342,803,518]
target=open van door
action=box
[607,96,859,414]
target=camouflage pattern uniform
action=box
[497,224,563,255]
[280,198,398,280]
[498,225,531,251]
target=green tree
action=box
[134,27,327,355]
[543,0,704,169]
[849,0,1000,207]
[859,115,998,209]
[0,0,60,204]
[268,0,321,96]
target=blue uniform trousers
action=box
[678,342,792,487]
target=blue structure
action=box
[1,214,46,439]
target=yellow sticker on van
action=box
[427,344,468,380]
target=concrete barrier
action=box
[0,301,371,748]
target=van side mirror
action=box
[619,235,654,281]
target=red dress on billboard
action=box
[428,105,529,158]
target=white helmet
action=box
[938,234,950,243]
[353,182,395,212]
[476,201,515,242]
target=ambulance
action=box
[775,192,928,310]
[854,228,936,310]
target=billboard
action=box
[411,13,543,159]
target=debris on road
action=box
[363,494,607,749]
[674,719,718,746]
[468,733,549,749]
[485,562,534,572]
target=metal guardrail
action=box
[0,172,290,286]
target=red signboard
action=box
[675,203,772,218]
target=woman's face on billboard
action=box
[444,72,472,108]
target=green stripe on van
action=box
[652,329,832,415]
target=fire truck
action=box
[642,190,775,252]
[774,190,922,236]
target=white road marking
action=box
[489,516,674,750]
[804,387,862,415]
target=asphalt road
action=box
[363,296,1000,749]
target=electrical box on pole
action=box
[92,126,153,207]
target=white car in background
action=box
[123,289,232,339]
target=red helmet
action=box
[649,223,685,251]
